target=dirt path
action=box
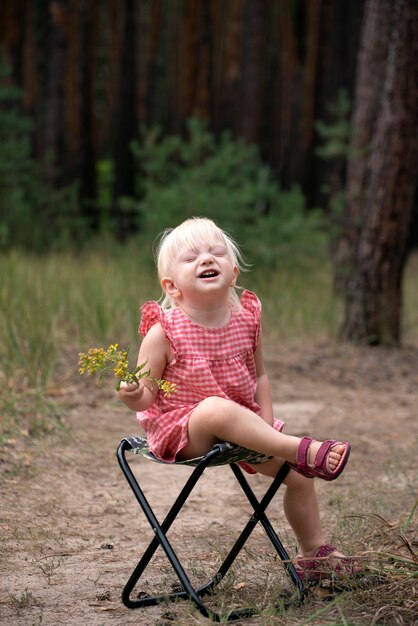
[1,341,417,625]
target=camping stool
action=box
[116,436,304,622]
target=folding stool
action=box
[116,436,304,622]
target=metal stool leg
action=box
[117,440,304,621]
[230,462,304,600]
[117,440,218,616]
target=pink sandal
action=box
[294,544,360,582]
[291,437,351,481]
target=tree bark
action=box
[43,0,68,187]
[136,0,162,128]
[236,0,266,143]
[193,0,211,120]
[270,0,297,180]
[113,0,137,204]
[78,0,97,216]
[335,0,393,293]
[211,0,244,133]
[340,0,418,345]
[21,0,38,114]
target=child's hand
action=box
[118,381,140,392]
[117,380,145,403]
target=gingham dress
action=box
[136,290,284,467]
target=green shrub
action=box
[131,118,328,266]
[315,88,353,224]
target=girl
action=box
[118,216,356,581]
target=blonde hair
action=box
[154,217,247,309]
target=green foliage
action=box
[0,62,36,247]
[96,159,115,234]
[315,89,353,231]
[315,89,352,160]
[0,55,81,251]
[131,118,328,266]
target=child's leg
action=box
[180,396,347,476]
[282,470,326,555]
[254,458,345,558]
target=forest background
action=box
[0,2,418,624]
[1,0,418,351]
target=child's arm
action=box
[254,336,274,426]
[118,322,170,412]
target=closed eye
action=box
[211,245,227,256]
[179,251,198,262]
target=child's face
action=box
[161,238,239,305]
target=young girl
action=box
[118,216,356,580]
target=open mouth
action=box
[199,270,219,278]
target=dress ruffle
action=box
[139,300,177,357]
[139,301,162,336]
[240,289,261,318]
[240,290,262,348]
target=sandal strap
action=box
[296,436,313,468]
[313,543,337,558]
[313,440,338,470]
[294,544,362,582]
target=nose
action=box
[199,252,214,264]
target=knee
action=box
[196,396,236,426]
[285,468,316,492]
[199,395,228,411]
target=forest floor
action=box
[0,340,417,626]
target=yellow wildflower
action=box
[78,344,176,396]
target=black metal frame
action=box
[116,438,304,622]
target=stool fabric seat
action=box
[116,436,304,622]
[127,435,273,466]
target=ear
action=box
[161,276,181,299]
[230,265,239,287]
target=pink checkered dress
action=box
[136,289,284,466]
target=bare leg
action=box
[283,471,327,554]
[179,396,346,473]
[249,458,346,558]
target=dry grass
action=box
[147,510,417,625]
[95,475,416,626]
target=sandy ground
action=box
[0,340,417,625]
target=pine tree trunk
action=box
[21,0,38,114]
[193,0,211,120]
[335,0,393,293]
[211,0,244,133]
[113,0,137,207]
[136,0,162,128]
[236,0,266,143]
[43,0,68,187]
[78,0,97,214]
[271,0,297,179]
[340,0,418,345]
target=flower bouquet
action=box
[78,343,176,396]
